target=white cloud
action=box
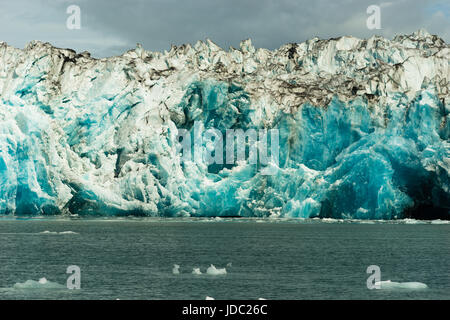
[0,0,447,57]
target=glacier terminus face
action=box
[0,29,448,219]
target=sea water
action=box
[0,218,448,300]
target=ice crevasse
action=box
[0,29,448,219]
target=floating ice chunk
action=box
[403,219,421,224]
[192,268,202,275]
[39,231,78,235]
[205,296,215,300]
[206,264,227,275]
[13,278,66,290]
[321,218,341,223]
[430,220,450,224]
[375,280,428,290]
[226,262,232,267]
[172,264,180,275]
[357,220,375,224]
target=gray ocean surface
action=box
[0,217,448,300]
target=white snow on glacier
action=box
[0,29,448,219]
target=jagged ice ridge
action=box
[0,29,448,219]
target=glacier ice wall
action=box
[0,30,448,219]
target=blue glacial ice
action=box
[0,30,448,219]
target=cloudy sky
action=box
[0,0,448,57]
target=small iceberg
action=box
[192,268,202,275]
[375,280,428,290]
[430,220,450,224]
[39,231,79,235]
[205,296,215,300]
[13,278,66,290]
[172,264,180,275]
[403,219,421,224]
[206,264,227,275]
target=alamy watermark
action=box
[366,265,381,289]
[66,5,81,30]
[366,5,381,30]
[66,265,81,289]
[176,121,279,175]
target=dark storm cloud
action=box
[0,0,448,57]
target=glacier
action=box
[0,29,448,219]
